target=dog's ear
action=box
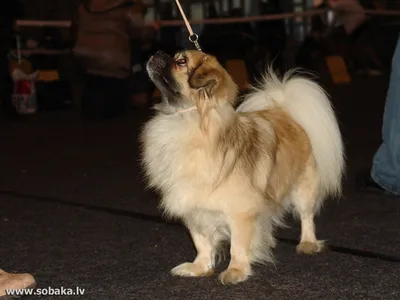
[188,57,223,98]
[188,55,237,135]
[188,58,221,135]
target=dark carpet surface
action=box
[0,75,399,299]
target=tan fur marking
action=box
[142,49,342,284]
[258,108,314,203]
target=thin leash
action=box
[174,0,202,51]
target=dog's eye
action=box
[176,58,187,67]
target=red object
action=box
[14,80,32,95]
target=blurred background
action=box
[1,0,399,118]
[1,2,400,298]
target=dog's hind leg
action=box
[291,161,325,254]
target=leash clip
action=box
[175,0,202,52]
[189,33,202,51]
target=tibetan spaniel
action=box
[141,50,344,284]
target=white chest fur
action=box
[141,113,213,217]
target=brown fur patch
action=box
[207,107,313,206]
[143,50,337,283]
[258,108,313,203]
[215,115,265,184]
[170,51,238,134]
[170,50,313,203]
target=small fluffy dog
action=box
[141,50,344,285]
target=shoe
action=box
[0,269,36,299]
[365,68,383,76]
[357,172,397,196]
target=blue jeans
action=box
[371,35,400,195]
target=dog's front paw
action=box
[170,262,214,277]
[296,240,325,254]
[218,268,250,285]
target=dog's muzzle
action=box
[146,51,172,75]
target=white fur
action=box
[141,110,276,266]
[141,68,345,284]
[237,70,345,198]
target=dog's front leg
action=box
[170,226,215,277]
[219,214,255,285]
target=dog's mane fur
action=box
[141,50,344,284]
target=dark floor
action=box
[0,74,399,300]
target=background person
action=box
[359,35,400,196]
[72,0,158,119]
[329,0,383,75]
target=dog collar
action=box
[176,106,197,114]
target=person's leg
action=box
[0,33,16,118]
[128,62,153,109]
[0,49,10,114]
[103,77,127,118]
[69,58,87,113]
[81,75,106,119]
[0,2,18,118]
[349,19,383,76]
[370,36,400,195]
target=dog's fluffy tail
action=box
[237,69,345,198]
